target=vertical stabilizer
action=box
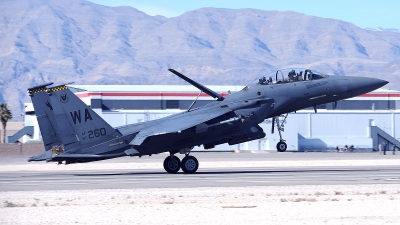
[47,84,120,149]
[28,83,62,151]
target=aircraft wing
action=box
[130,103,232,146]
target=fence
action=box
[0,143,45,157]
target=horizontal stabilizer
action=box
[28,150,52,162]
[53,154,104,158]
[168,69,224,101]
[50,152,128,162]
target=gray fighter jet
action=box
[27,68,388,173]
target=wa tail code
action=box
[70,109,93,124]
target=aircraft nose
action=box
[350,77,388,95]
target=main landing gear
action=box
[272,114,288,152]
[163,153,199,174]
[163,155,180,174]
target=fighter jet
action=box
[27,68,388,173]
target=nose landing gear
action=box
[272,114,288,152]
[276,141,287,152]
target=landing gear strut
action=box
[272,114,288,152]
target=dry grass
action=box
[334,191,343,195]
[4,201,25,207]
[221,205,257,208]
[162,199,175,204]
[315,192,327,196]
[293,198,316,202]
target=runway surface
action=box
[1,152,400,191]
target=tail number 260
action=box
[82,128,106,140]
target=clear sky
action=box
[88,0,400,30]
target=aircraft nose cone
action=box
[351,77,388,95]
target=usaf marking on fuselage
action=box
[27,68,388,174]
[306,81,327,89]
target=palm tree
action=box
[0,103,13,143]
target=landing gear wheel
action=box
[276,141,287,152]
[163,156,181,174]
[181,156,199,174]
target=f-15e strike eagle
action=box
[28,68,388,173]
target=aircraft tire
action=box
[181,156,199,174]
[163,156,181,174]
[276,141,287,152]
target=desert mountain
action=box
[1,0,400,119]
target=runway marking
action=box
[216,180,244,183]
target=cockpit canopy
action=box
[252,68,328,85]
